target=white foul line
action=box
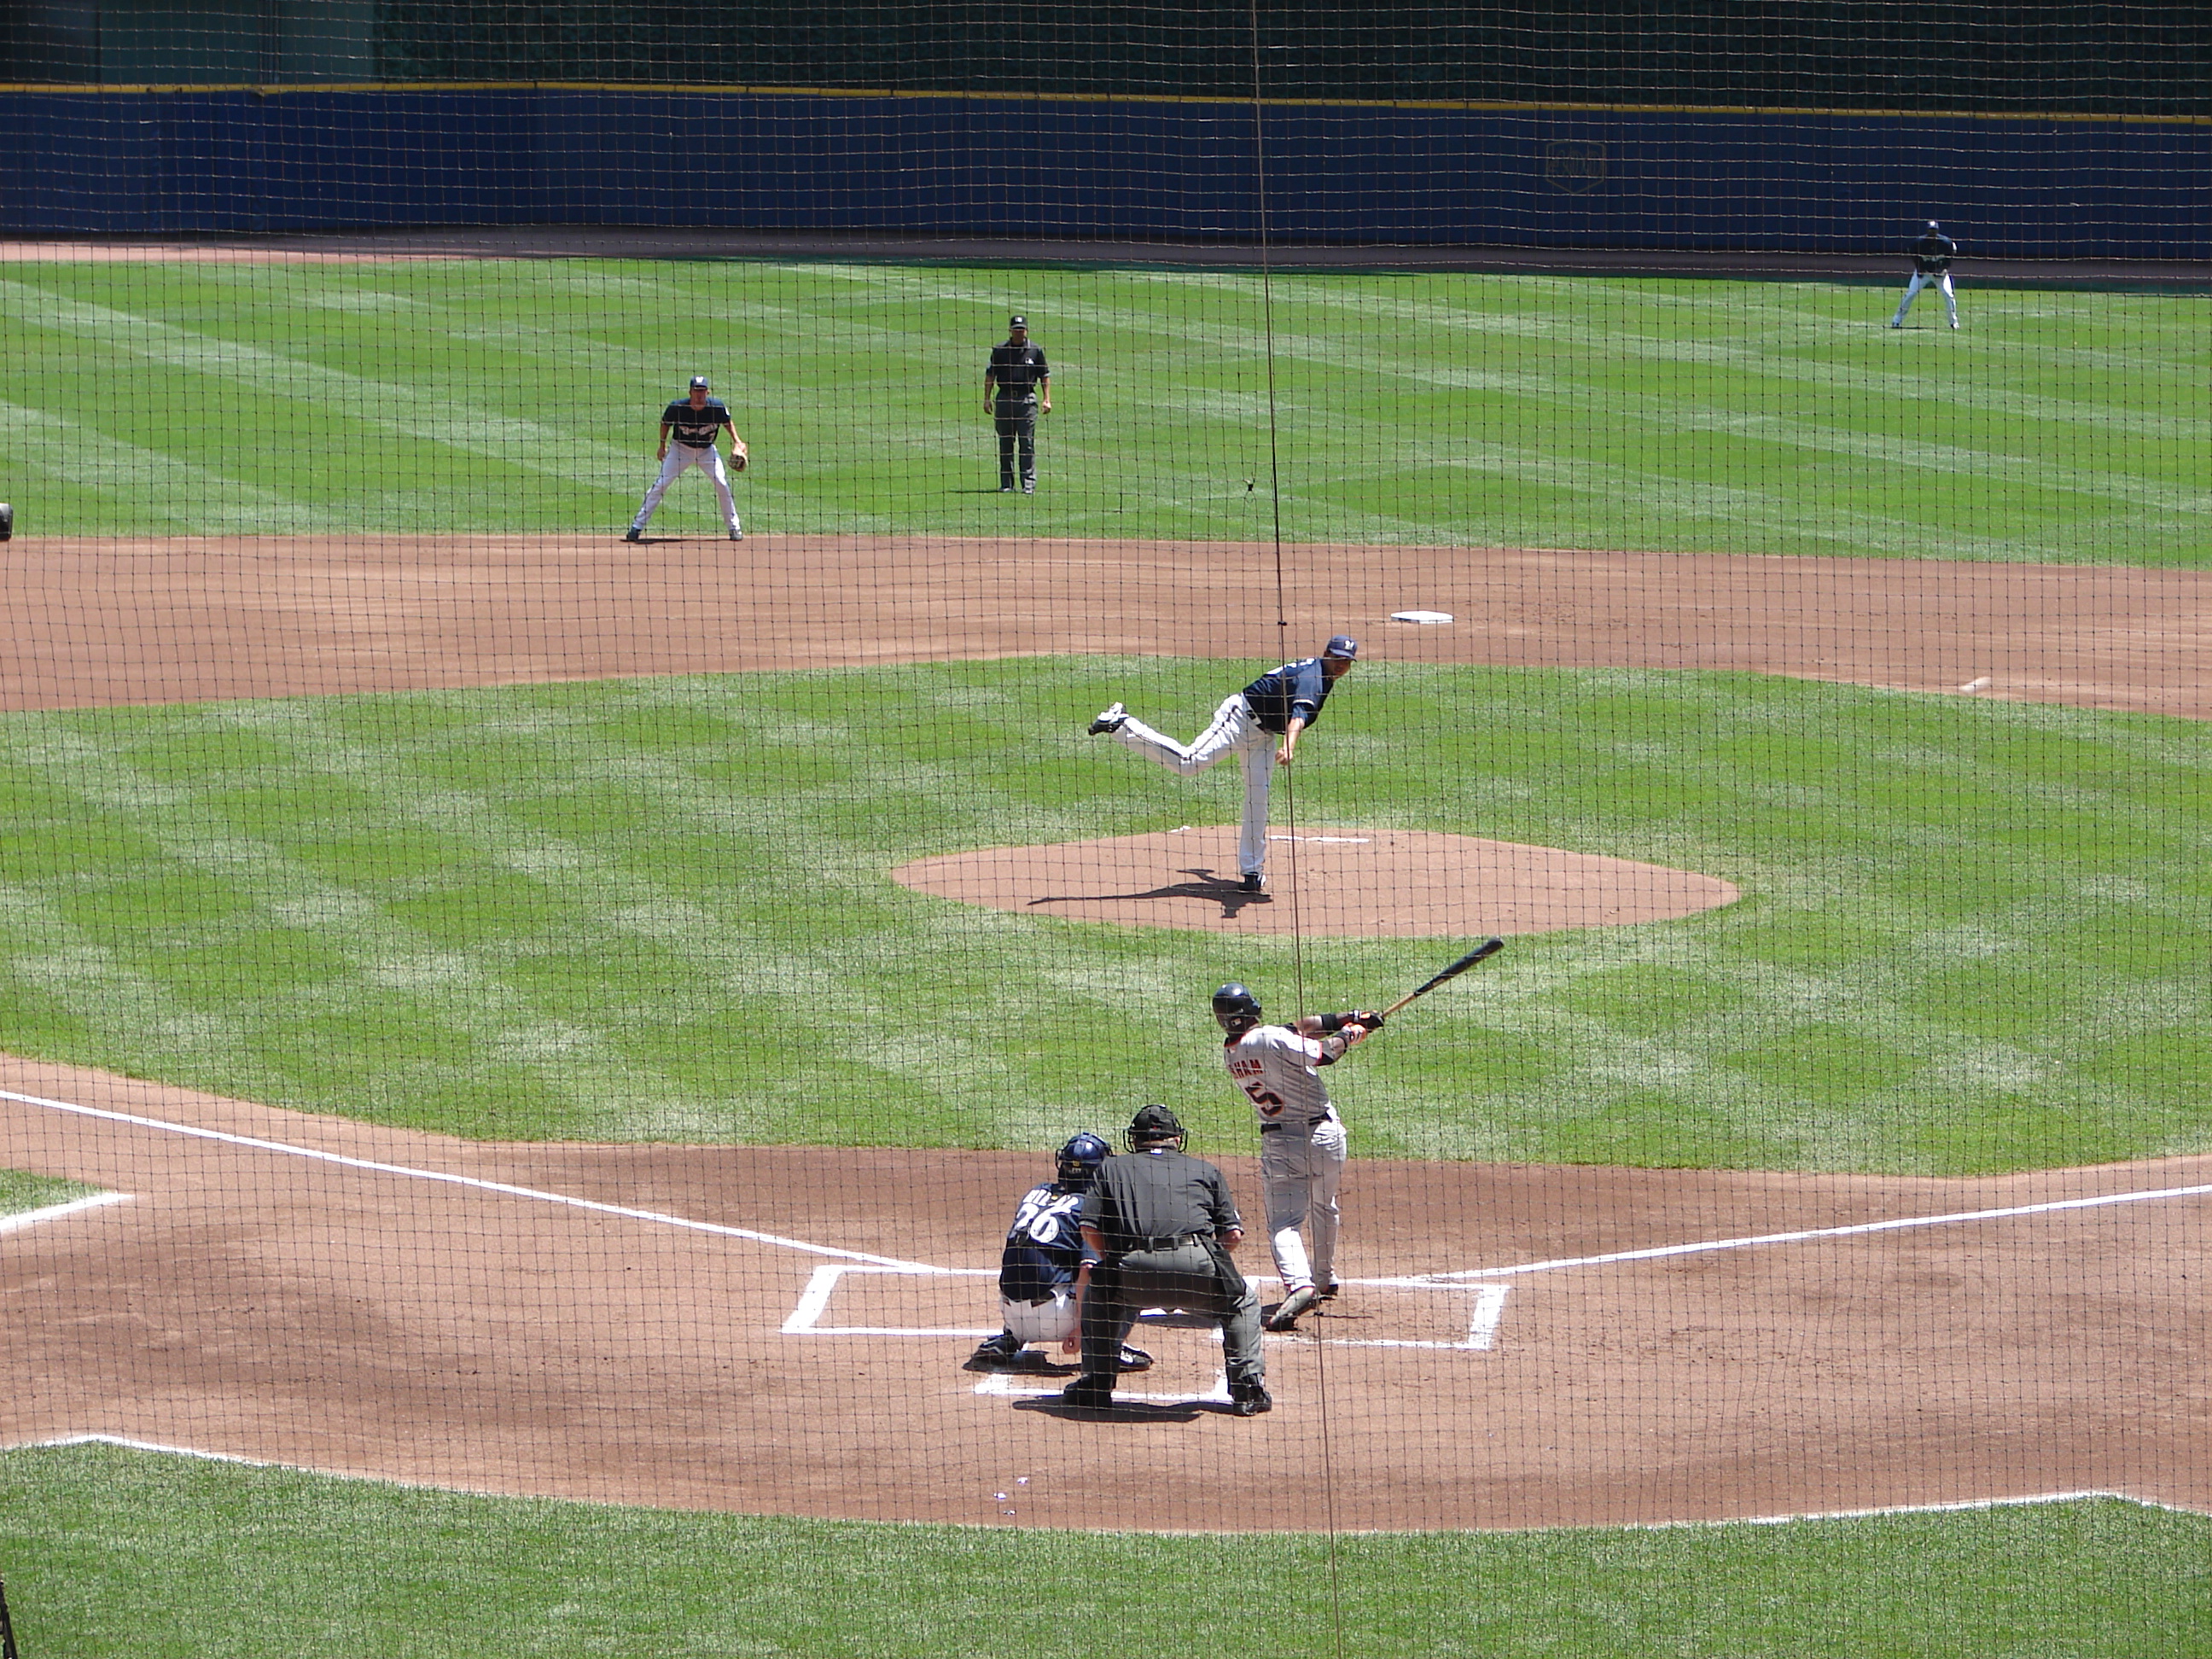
[1400,1179,2212,1285]
[0,1190,131,1236]
[0,1086,943,1273]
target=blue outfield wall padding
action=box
[0,88,2205,258]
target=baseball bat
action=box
[1380,937,1505,1020]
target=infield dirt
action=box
[1,535,2207,1530]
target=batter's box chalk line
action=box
[0,1190,131,1237]
[783,1264,1511,1353]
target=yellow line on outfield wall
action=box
[0,81,2206,125]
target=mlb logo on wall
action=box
[1545,139,1608,194]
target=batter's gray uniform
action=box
[1224,1020,1356,1299]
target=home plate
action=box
[975,1371,1234,1405]
[1392,609,1454,624]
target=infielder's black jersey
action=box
[662,398,734,449]
[1912,232,1956,275]
[1081,1149,1242,1253]
[1242,656,1336,734]
[987,341,1050,400]
[998,1182,1091,1301]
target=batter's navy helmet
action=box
[1213,982,1263,1035]
[1055,1132,1111,1190]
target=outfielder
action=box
[1213,982,1382,1331]
[1891,221,1960,329]
[966,1132,1153,1374]
[626,375,747,542]
[1089,636,1358,893]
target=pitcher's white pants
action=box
[1111,693,1276,879]
[1891,272,1959,329]
[631,443,740,533]
[1261,1115,1347,1292]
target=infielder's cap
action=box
[690,374,710,388]
[1324,634,1359,659]
[1008,314,1027,329]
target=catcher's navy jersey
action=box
[662,398,734,449]
[998,1182,1088,1301]
[1242,656,1336,734]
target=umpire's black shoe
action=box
[623,527,642,543]
[1060,1377,1115,1411]
[1230,1382,1272,1417]
[1239,872,1266,893]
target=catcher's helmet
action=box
[1213,982,1263,1035]
[1055,1132,1110,1190]
[1126,1103,1186,1150]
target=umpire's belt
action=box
[1112,1231,1210,1255]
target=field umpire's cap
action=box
[1008,315,1027,329]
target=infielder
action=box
[1088,636,1358,893]
[984,314,1051,493]
[966,1132,1153,1374]
[626,375,748,541]
[1213,981,1382,1331]
[1890,221,1959,329]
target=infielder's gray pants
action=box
[995,405,1037,487]
[1080,1241,1264,1390]
[1111,693,1276,879]
[632,443,740,533]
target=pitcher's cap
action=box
[690,375,710,388]
[1324,635,1359,659]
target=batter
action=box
[1213,981,1381,1331]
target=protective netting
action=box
[1,7,2209,1658]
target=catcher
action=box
[967,1132,1153,1374]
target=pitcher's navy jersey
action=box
[1242,656,1336,735]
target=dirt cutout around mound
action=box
[895,826,1738,935]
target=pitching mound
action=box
[892,826,1738,936]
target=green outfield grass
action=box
[0,259,2203,563]
[0,1166,99,1218]
[0,659,2200,1175]
[2,1443,2203,1658]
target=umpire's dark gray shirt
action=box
[1081,1149,1243,1254]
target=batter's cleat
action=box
[963,1332,1025,1371]
[1060,1377,1115,1411]
[1267,1285,1319,1331]
[1230,1382,1273,1417]
[1116,1344,1155,1373]
[1239,872,1266,893]
[624,527,643,542]
[1318,1280,1343,1301]
[1088,702,1126,736]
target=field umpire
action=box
[984,315,1051,493]
[1062,1103,1271,1416]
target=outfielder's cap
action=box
[690,375,710,387]
[1324,634,1359,659]
[1008,314,1027,328]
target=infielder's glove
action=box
[732,451,748,473]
